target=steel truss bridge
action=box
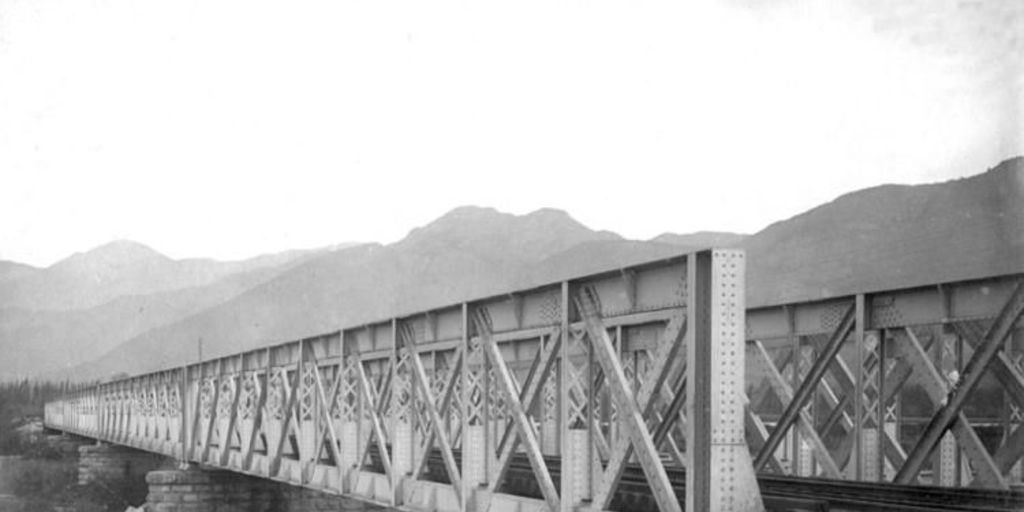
[44,249,1024,512]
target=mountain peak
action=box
[88,239,164,258]
[52,239,170,271]
[524,207,572,220]
[93,239,164,257]
[397,205,621,263]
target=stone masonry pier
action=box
[146,466,386,512]
[78,443,172,486]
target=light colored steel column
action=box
[937,329,958,486]
[559,281,572,512]
[389,318,402,506]
[1006,327,1023,484]
[853,293,867,481]
[686,250,763,512]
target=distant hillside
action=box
[70,207,623,378]
[742,157,1023,306]
[0,261,38,284]
[519,239,684,287]
[652,231,747,248]
[0,241,340,311]
[0,244,352,379]
[42,156,1024,380]
[0,259,322,378]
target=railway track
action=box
[362,445,1024,511]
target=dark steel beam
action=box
[894,280,1024,484]
[754,305,855,471]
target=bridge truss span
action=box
[745,272,1024,491]
[46,250,763,512]
[44,249,1024,512]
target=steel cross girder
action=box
[954,321,1024,410]
[397,324,464,503]
[895,280,1024,484]
[308,356,344,485]
[488,329,562,493]
[754,304,855,471]
[242,369,268,472]
[355,357,394,481]
[751,340,842,477]
[410,347,463,483]
[471,310,562,512]
[900,327,1006,488]
[819,344,908,475]
[216,357,245,467]
[576,286,684,512]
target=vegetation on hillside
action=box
[0,380,142,511]
[0,380,71,454]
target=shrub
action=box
[12,458,76,497]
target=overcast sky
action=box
[1,0,1021,267]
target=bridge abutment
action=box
[78,443,170,486]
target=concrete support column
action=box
[77,443,169,486]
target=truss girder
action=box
[44,257,1024,511]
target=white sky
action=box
[1,0,1021,267]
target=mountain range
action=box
[1,156,1021,381]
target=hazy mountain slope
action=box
[0,241,341,311]
[0,261,39,284]
[651,231,747,248]
[68,157,1024,380]
[519,239,685,287]
[70,207,622,378]
[0,254,328,378]
[743,157,1024,307]
[0,244,353,379]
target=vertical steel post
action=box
[686,250,762,512]
[787,306,800,476]
[460,303,469,512]
[687,251,712,511]
[853,294,866,480]
[389,318,399,507]
[559,281,572,512]
[181,365,189,462]
[586,329,595,499]
[877,330,887,481]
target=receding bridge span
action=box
[44,249,1024,512]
